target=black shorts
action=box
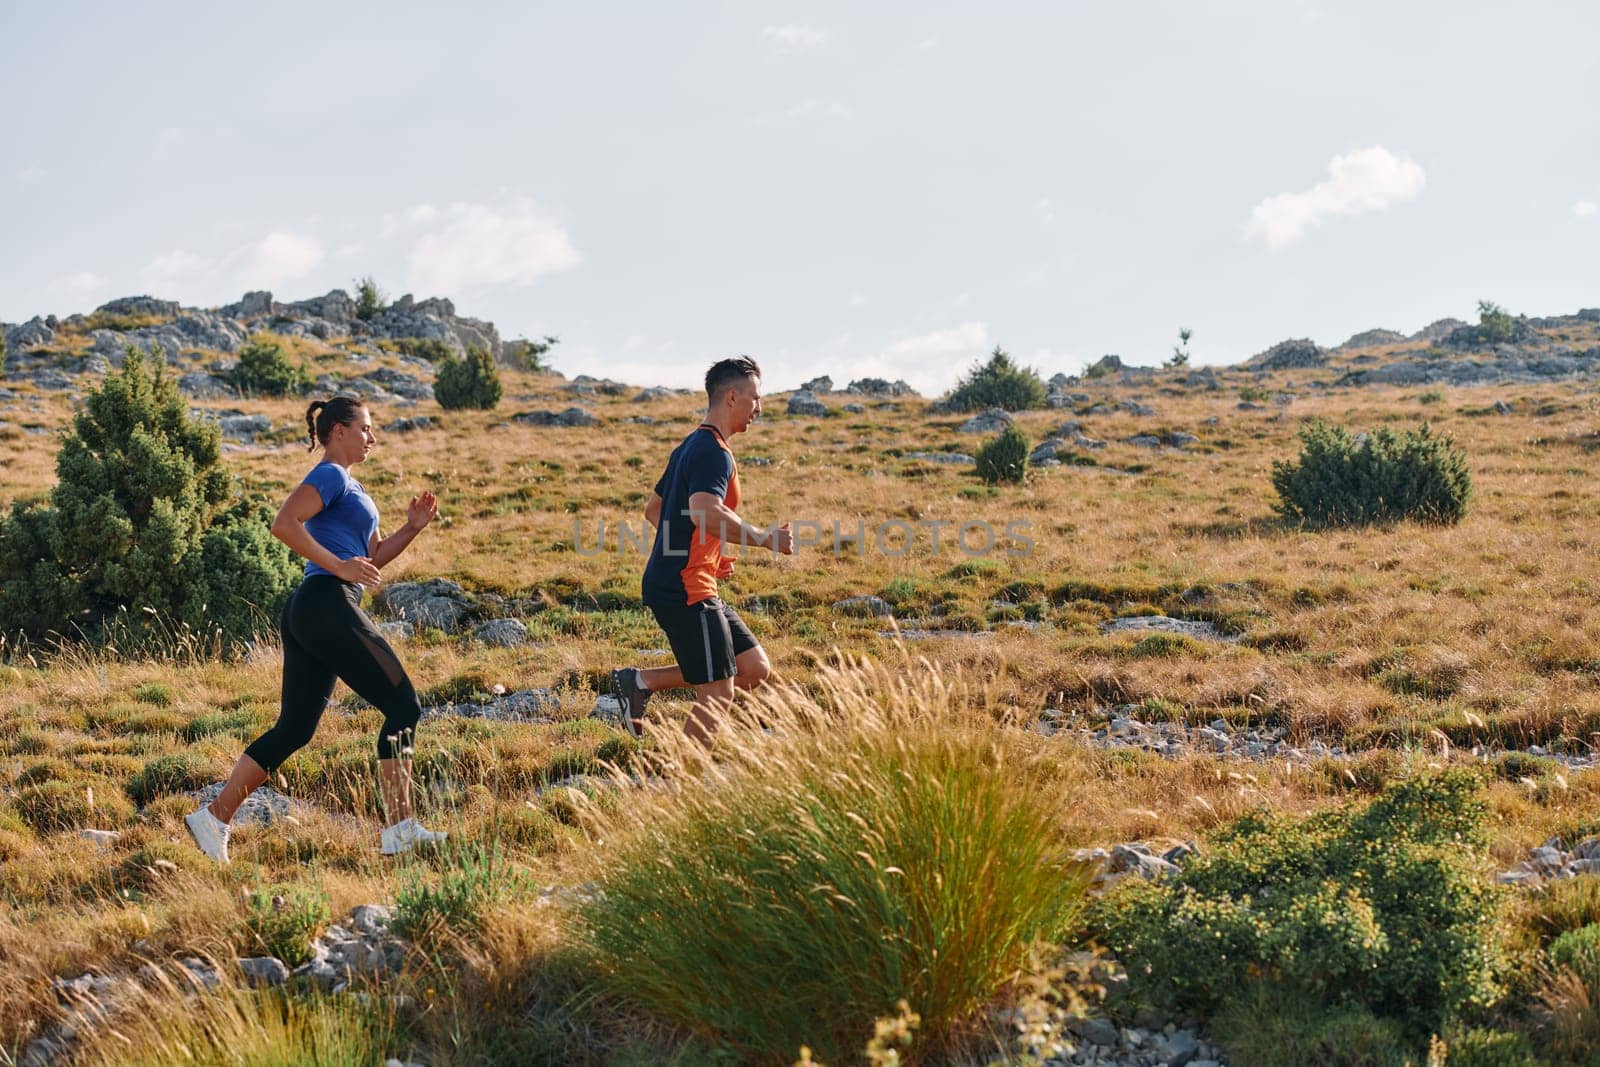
[649,597,759,686]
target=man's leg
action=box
[686,676,737,746]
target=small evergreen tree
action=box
[0,350,299,650]
[1168,327,1192,368]
[434,345,503,410]
[1477,300,1515,345]
[975,425,1030,484]
[506,334,560,373]
[1271,420,1472,527]
[230,338,307,397]
[354,276,388,321]
[945,347,1047,412]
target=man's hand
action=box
[771,522,795,555]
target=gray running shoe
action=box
[611,667,651,738]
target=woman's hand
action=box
[406,491,439,533]
[334,556,383,585]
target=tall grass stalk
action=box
[577,654,1093,1064]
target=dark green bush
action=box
[1549,925,1600,973]
[229,339,307,397]
[1271,420,1471,527]
[975,425,1030,485]
[243,884,331,966]
[393,842,526,942]
[1089,770,1503,1040]
[1443,1028,1539,1067]
[1477,300,1517,345]
[1211,984,1412,1067]
[0,352,299,650]
[945,347,1046,412]
[434,345,503,410]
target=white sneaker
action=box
[380,818,448,856]
[185,807,231,864]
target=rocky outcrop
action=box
[1336,328,1406,350]
[1247,338,1325,370]
[1339,348,1600,387]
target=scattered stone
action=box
[473,618,529,647]
[959,408,1014,434]
[378,620,413,640]
[833,595,894,617]
[1248,338,1325,370]
[787,390,829,416]
[178,372,237,399]
[186,782,308,828]
[381,579,473,632]
[77,829,121,850]
[844,377,917,397]
[1102,616,1236,642]
[632,386,676,402]
[904,451,974,464]
[512,407,599,428]
[842,402,865,413]
[1118,399,1155,417]
[383,415,435,433]
[239,956,289,986]
[799,375,833,393]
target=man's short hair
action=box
[705,355,762,403]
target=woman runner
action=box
[186,396,446,862]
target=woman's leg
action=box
[219,588,337,823]
[319,606,426,828]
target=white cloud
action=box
[404,197,580,294]
[1035,198,1056,226]
[237,231,324,288]
[917,37,939,50]
[1245,146,1425,250]
[139,249,217,294]
[137,229,323,301]
[886,321,990,357]
[762,24,826,52]
[785,98,853,121]
[17,165,46,184]
[1576,200,1598,219]
[48,271,112,302]
[381,203,439,238]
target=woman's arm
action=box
[371,491,438,568]
[271,484,381,584]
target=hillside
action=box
[5,292,1600,1064]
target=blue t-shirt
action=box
[301,461,380,579]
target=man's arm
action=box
[687,491,793,553]
[644,492,663,526]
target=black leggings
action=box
[244,575,423,771]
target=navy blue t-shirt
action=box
[301,461,380,578]
[642,426,740,606]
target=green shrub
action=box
[1550,925,1600,973]
[945,347,1046,412]
[1239,385,1270,402]
[134,682,172,706]
[393,841,525,942]
[127,752,214,805]
[353,276,387,321]
[0,352,300,650]
[182,708,262,743]
[1477,300,1517,345]
[230,339,307,397]
[1442,1028,1538,1067]
[395,337,452,362]
[244,884,331,966]
[1089,770,1502,1040]
[1271,420,1472,527]
[433,345,503,410]
[1211,984,1413,1067]
[581,658,1093,1063]
[975,425,1030,484]
[505,335,560,373]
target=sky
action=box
[3,1,1598,394]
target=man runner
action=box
[611,355,794,744]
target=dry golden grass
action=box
[7,332,1600,1058]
